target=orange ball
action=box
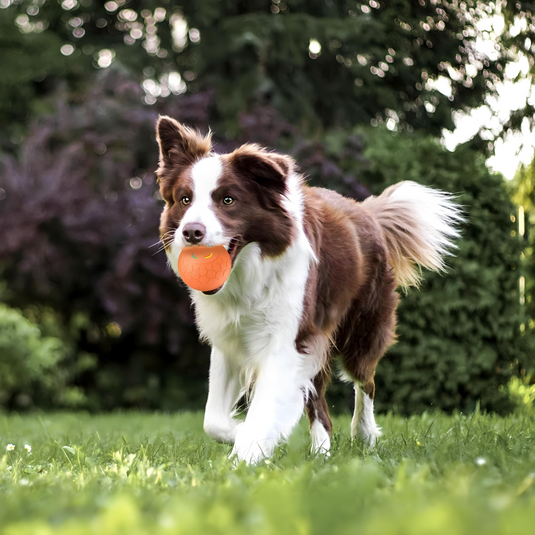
[177,245,232,292]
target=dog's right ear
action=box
[156,116,212,171]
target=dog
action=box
[155,116,462,464]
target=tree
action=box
[2,1,535,149]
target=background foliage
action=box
[360,130,526,413]
[0,0,533,413]
[0,303,88,408]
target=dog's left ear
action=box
[228,144,294,195]
[156,115,212,172]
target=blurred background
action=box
[0,0,534,415]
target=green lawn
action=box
[0,411,534,534]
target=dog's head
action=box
[155,116,296,293]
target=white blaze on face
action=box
[176,155,225,247]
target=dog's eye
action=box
[223,196,234,205]
[181,196,191,205]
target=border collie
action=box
[155,116,462,464]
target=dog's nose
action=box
[182,222,206,244]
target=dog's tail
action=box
[362,181,464,289]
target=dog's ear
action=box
[228,144,294,195]
[156,116,212,172]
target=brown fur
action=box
[156,116,212,205]
[156,120,297,261]
[220,146,296,258]
[297,187,399,435]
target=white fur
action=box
[197,235,317,463]
[389,181,463,272]
[351,383,382,447]
[167,167,320,464]
[310,419,331,456]
[203,346,241,443]
[280,172,318,265]
[169,156,230,271]
[230,347,308,464]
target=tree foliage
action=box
[1,0,534,149]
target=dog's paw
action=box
[203,419,238,444]
[354,425,382,449]
[229,425,277,465]
[310,420,331,457]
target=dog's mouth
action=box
[227,235,241,264]
[201,236,243,296]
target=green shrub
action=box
[325,128,529,414]
[502,375,535,413]
[0,303,88,409]
[367,130,527,413]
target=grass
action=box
[0,410,534,534]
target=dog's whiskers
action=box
[150,230,176,256]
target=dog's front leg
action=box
[231,352,305,464]
[203,347,241,444]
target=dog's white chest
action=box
[192,242,310,367]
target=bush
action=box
[502,375,535,413]
[326,128,528,414]
[0,303,86,409]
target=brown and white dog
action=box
[156,116,462,464]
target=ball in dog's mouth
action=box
[201,236,242,295]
